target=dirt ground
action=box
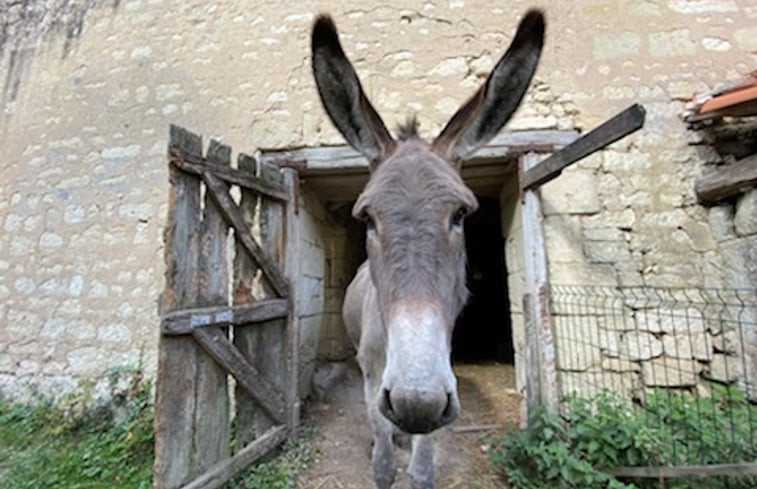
[297,361,521,489]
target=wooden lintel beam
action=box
[161,299,289,335]
[258,129,579,173]
[521,104,646,190]
[169,148,290,202]
[695,154,757,204]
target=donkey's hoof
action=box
[410,476,434,489]
[374,474,396,489]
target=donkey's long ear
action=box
[432,10,544,163]
[312,15,396,168]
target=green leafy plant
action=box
[227,424,315,489]
[0,366,154,489]
[488,403,634,489]
[489,385,756,489]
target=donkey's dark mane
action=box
[396,116,419,140]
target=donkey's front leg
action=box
[408,434,434,489]
[364,374,397,489]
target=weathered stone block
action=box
[300,240,325,278]
[642,357,698,387]
[635,308,706,335]
[601,356,639,373]
[597,310,635,329]
[681,220,716,251]
[560,371,640,399]
[734,190,757,236]
[701,37,732,52]
[583,240,632,264]
[97,322,132,343]
[720,238,757,288]
[544,215,585,264]
[662,331,712,361]
[639,209,687,228]
[599,329,622,357]
[66,347,106,376]
[620,331,663,360]
[583,208,636,230]
[541,169,600,215]
[548,262,615,286]
[555,316,603,371]
[711,329,741,355]
[705,353,741,383]
[603,151,651,173]
[298,275,323,317]
[733,27,757,51]
[649,29,696,57]
[593,32,641,60]
[583,226,627,241]
[667,0,738,14]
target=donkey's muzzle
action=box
[378,385,459,434]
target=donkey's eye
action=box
[360,211,376,231]
[450,206,468,229]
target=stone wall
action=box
[551,285,756,403]
[1,0,755,401]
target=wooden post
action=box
[190,140,231,471]
[283,167,301,434]
[520,152,559,417]
[154,126,203,488]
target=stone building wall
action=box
[1,0,755,401]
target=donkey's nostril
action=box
[382,388,394,415]
[440,392,456,424]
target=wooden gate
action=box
[154,125,300,489]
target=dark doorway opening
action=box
[452,196,513,363]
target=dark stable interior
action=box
[452,196,513,364]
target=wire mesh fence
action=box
[550,285,756,469]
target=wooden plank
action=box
[161,300,289,335]
[193,139,231,474]
[521,104,646,190]
[254,161,291,435]
[695,154,757,204]
[232,153,272,448]
[154,125,203,489]
[258,129,579,174]
[608,463,757,478]
[283,167,301,434]
[181,425,288,489]
[450,424,503,433]
[193,326,286,423]
[520,153,558,416]
[169,147,289,202]
[202,171,290,297]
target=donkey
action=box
[311,10,544,489]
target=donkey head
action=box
[312,11,544,434]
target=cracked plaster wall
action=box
[1,0,755,400]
